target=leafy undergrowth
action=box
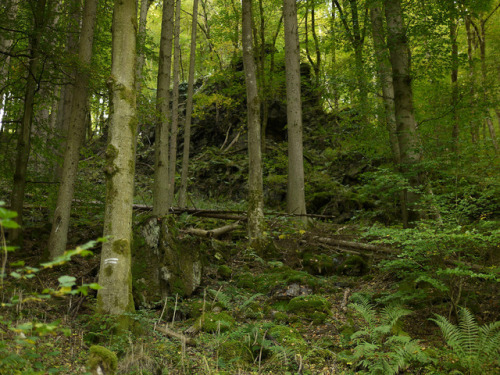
[1,216,499,374]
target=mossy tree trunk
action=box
[369,3,399,165]
[48,0,98,259]
[97,0,137,318]
[283,0,307,222]
[242,0,265,248]
[384,0,422,227]
[178,0,199,208]
[153,0,175,216]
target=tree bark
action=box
[153,0,175,216]
[47,0,98,259]
[242,0,265,248]
[10,0,48,241]
[369,3,399,165]
[384,0,422,227]
[97,0,137,319]
[450,15,459,154]
[135,0,153,96]
[167,0,182,207]
[178,0,199,208]
[283,0,307,220]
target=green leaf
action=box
[10,271,22,279]
[58,275,76,287]
[88,283,102,290]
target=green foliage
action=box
[0,203,103,373]
[342,294,432,374]
[431,307,500,374]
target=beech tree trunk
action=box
[10,0,48,241]
[178,0,199,208]
[97,0,137,318]
[47,0,97,259]
[153,0,175,216]
[135,0,153,96]
[384,0,422,227]
[283,0,307,220]
[167,0,182,207]
[242,0,265,247]
[370,3,399,165]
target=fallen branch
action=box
[156,325,197,346]
[182,221,241,238]
[313,237,394,254]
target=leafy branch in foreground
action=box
[431,307,500,375]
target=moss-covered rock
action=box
[286,295,330,324]
[304,348,335,367]
[86,345,118,375]
[198,311,235,333]
[268,325,307,352]
[219,339,253,366]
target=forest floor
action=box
[3,214,499,375]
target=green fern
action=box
[346,296,431,374]
[431,307,500,374]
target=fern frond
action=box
[431,314,465,358]
[457,307,480,357]
[381,304,412,330]
[349,295,377,327]
[479,321,500,358]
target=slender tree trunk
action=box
[167,0,182,207]
[153,0,175,216]
[370,4,399,165]
[48,0,97,259]
[450,16,459,154]
[465,17,479,145]
[52,1,82,181]
[242,0,265,248]
[0,0,20,106]
[97,0,137,319]
[330,5,339,111]
[10,0,48,241]
[178,0,199,208]
[479,20,498,153]
[135,0,153,96]
[283,0,307,220]
[384,0,422,227]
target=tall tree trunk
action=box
[370,3,399,165]
[10,0,48,241]
[167,0,182,207]
[52,1,82,182]
[48,0,98,259]
[283,0,307,220]
[465,17,479,145]
[450,15,459,154]
[178,0,199,208]
[0,0,20,108]
[97,0,137,319]
[330,4,339,111]
[479,20,498,153]
[135,0,153,96]
[384,0,422,227]
[153,0,175,216]
[242,0,265,248]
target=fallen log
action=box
[156,325,197,346]
[182,221,242,238]
[313,237,394,254]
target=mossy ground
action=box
[2,220,499,374]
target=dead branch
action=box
[313,237,394,254]
[156,326,197,346]
[182,221,241,238]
